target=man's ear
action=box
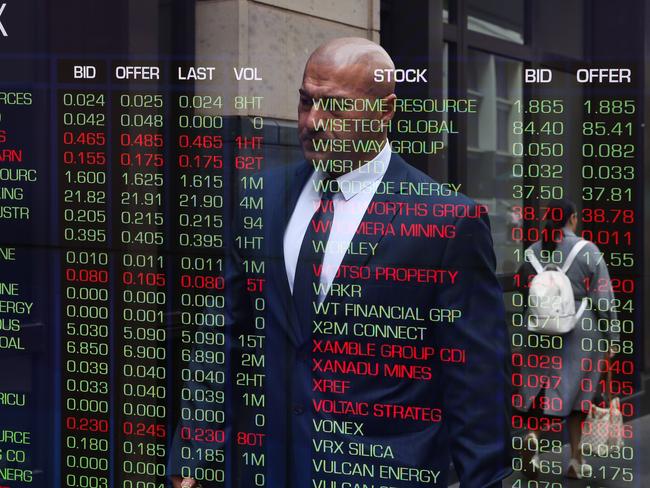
[381,93,397,124]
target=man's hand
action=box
[171,476,200,488]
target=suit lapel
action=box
[271,161,313,346]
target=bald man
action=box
[171,37,511,488]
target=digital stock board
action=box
[0,1,648,488]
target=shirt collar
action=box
[314,140,391,201]
[562,226,576,237]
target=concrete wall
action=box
[195,0,380,120]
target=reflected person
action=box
[172,37,511,488]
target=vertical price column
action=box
[58,61,112,488]
[171,81,228,484]
[232,98,267,486]
[112,64,168,488]
[509,97,568,477]
[578,96,636,481]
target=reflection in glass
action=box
[466,51,522,274]
[467,0,524,44]
[537,0,583,58]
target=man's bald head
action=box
[304,37,395,98]
[298,37,398,175]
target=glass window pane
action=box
[466,51,523,274]
[497,106,509,152]
[534,70,584,208]
[495,58,509,98]
[537,0,584,58]
[467,0,524,44]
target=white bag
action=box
[525,240,589,335]
[581,396,625,456]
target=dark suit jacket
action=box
[170,152,512,488]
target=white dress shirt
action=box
[283,140,392,300]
